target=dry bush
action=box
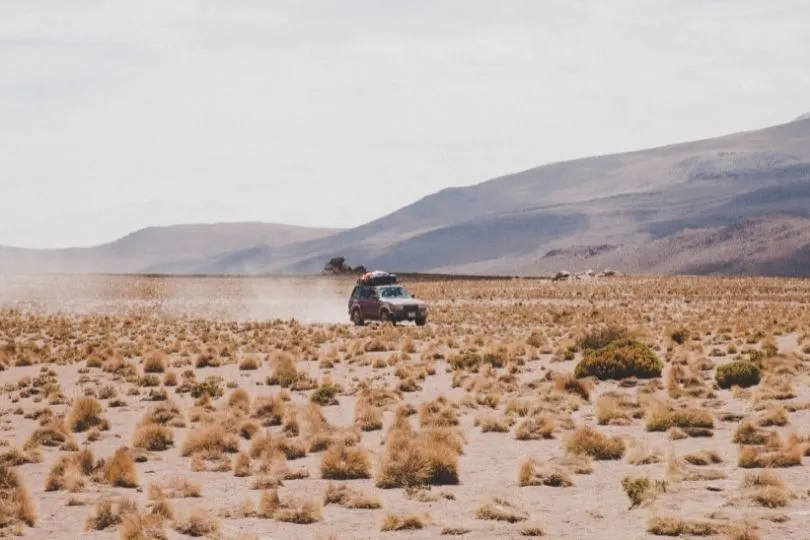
[376,411,463,488]
[621,476,668,508]
[419,396,459,427]
[554,372,593,401]
[228,388,251,413]
[252,395,286,426]
[45,447,97,492]
[233,452,252,477]
[0,446,42,468]
[518,459,573,487]
[519,524,546,537]
[133,421,174,452]
[645,403,714,433]
[565,425,625,460]
[324,483,382,509]
[475,497,528,523]
[68,396,108,432]
[354,400,384,431]
[595,393,641,425]
[300,403,361,453]
[119,511,167,540]
[173,508,220,537]
[757,405,789,427]
[474,412,513,433]
[142,351,167,373]
[626,442,663,465]
[274,499,323,524]
[646,516,723,536]
[238,355,260,370]
[682,450,722,466]
[738,444,802,468]
[267,352,301,387]
[0,465,37,531]
[733,421,769,445]
[576,324,630,351]
[103,447,140,488]
[381,512,430,531]
[180,423,239,457]
[320,443,371,480]
[514,414,557,440]
[85,497,137,531]
[574,339,662,380]
[148,476,201,499]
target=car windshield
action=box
[378,286,412,299]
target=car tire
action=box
[380,310,395,325]
[415,316,426,326]
[351,308,364,326]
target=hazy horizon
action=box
[3,1,809,249]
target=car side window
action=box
[350,287,360,299]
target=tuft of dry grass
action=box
[173,508,220,537]
[85,497,138,531]
[148,476,201,499]
[142,350,167,373]
[324,483,382,509]
[475,497,529,523]
[380,512,430,531]
[0,465,37,530]
[273,499,324,524]
[518,459,573,487]
[565,425,625,460]
[514,414,557,440]
[68,396,108,432]
[180,423,240,457]
[682,450,723,466]
[320,443,371,480]
[646,515,723,536]
[103,447,139,488]
[133,421,174,452]
[376,412,463,488]
[119,511,167,540]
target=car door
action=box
[361,286,380,318]
[348,286,361,315]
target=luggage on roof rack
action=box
[358,270,397,286]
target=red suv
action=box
[348,281,428,326]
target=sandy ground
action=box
[1,275,810,540]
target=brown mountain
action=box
[0,222,343,274]
[3,114,810,277]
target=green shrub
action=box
[715,361,761,389]
[573,339,662,380]
[310,385,339,406]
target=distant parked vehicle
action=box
[347,271,428,326]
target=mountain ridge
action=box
[3,115,810,277]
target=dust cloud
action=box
[0,274,357,324]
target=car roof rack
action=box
[357,270,398,286]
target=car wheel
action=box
[415,316,426,326]
[351,308,364,326]
[380,310,395,325]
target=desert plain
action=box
[1,274,810,540]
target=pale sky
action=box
[2,0,808,248]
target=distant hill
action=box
[517,215,810,277]
[3,115,810,278]
[0,222,343,274]
[174,114,810,277]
